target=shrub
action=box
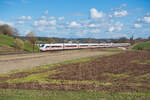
[13,38,24,51]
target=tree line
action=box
[0,24,37,52]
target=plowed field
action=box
[0,51,150,92]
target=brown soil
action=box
[52,51,150,80]
[0,51,150,92]
[1,82,143,92]
[0,46,15,52]
[0,49,111,73]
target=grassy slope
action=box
[0,89,149,100]
[0,34,15,47]
[0,34,39,52]
[132,41,150,50]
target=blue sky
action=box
[0,0,150,39]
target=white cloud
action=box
[90,29,101,33]
[33,19,56,26]
[115,22,123,27]
[27,16,32,20]
[49,20,56,25]
[90,8,105,19]
[143,17,150,23]
[134,24,142,28]
[41,16,46,19]
[116,27,122,31]
[0,21,14,26]
[115,22,123,31]
[33,20,48,26]
[39,20,48,25]
[25,30,31,35]
[89,24,100,28]
[49,16,55,20]
[114,10,128,17]
[109,26,115,32]
[69,21,81,27]
[17,21,25,24]
[109,22,123,32]
[34,21,38,26]
[19,16,26,20]
[81,29,101,34]
[19,16,32,20]
[37,27,45,32]
[58,17,65,21]
[37,26,56,33]
[89,24,96,28]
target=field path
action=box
[0,49,116,74]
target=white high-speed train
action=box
[39,43,130,51]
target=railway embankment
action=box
[0,48,120,74]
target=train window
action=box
[80,45,88,47]
[65,45,77,47]
[40,44,45,47]
[91,45,98,46]
[51,46,62,48]
[46,46,50,48]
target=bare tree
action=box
[26,31,37,52]
[0,24,14,36]
[13,28,19,38]
[130,35,135,45]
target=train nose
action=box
[40,48,45,52]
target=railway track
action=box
[0,48,92,56]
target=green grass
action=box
[0,34,39,52]
[103,73,129,78]
[0,34,15,47]
[136,74,150,81]
[23,41,39,52]
[130,59,150,64]
[0,89,150,100]
[132,41,150,50]
[6,70,58,83]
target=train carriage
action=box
[39,43,130,51]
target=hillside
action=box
[132,41,150,50]
[0,34,39,53]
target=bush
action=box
[13,38,24,51]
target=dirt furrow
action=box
[0,49,113,73]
